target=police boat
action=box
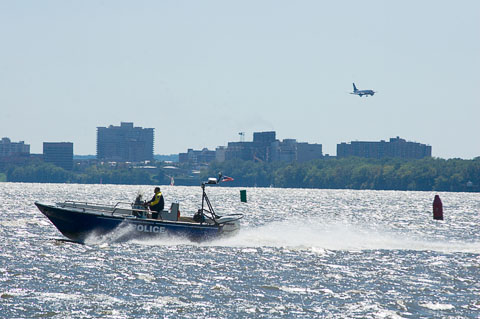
[34,177,243,243]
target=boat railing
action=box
[62,200,135,208]
[61,201,112,210]
[113,201,135,208]
[60,200,158,218]
[61,200,141,216]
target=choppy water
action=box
[1,183,480,318]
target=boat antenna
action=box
[201,178,220,221]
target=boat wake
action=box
[83,222,136,245]
[208,219,480,254]
[77,217,480,254]
[82,222,196,246]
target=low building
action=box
[337,137,431,159]
[0,138,31,168]
[270,139,297,162]
[215,146,227,163]
[0,137,30,157]
[179,148,216,165]
[224,142,255,161]
[270,140,323,162]
[296,142,323,162]
[180,130,323,165]
[222,131,276,162]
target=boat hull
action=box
[35,202,225,243]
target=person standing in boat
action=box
[132,193,145,218]
[145,187,164,219]
[433,194,443,220]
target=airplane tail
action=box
[352,83,358,92]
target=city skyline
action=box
[2,129,433,160]
[1,1,479,159]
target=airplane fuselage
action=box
[351,83,375,97]
[354,90,375,97]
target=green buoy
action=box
[240,190,247,203]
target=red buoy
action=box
[433,195,443,220]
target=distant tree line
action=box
[3,161,159,185]
[1,157,479,192]
[201,157,480,192]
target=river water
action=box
[1,182,479,318]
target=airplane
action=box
[350,83,375,97]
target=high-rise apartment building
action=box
[97,122,154,162]
[43,142,73,170]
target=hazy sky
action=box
[1,1,479,158]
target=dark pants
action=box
[151,211,160,219]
